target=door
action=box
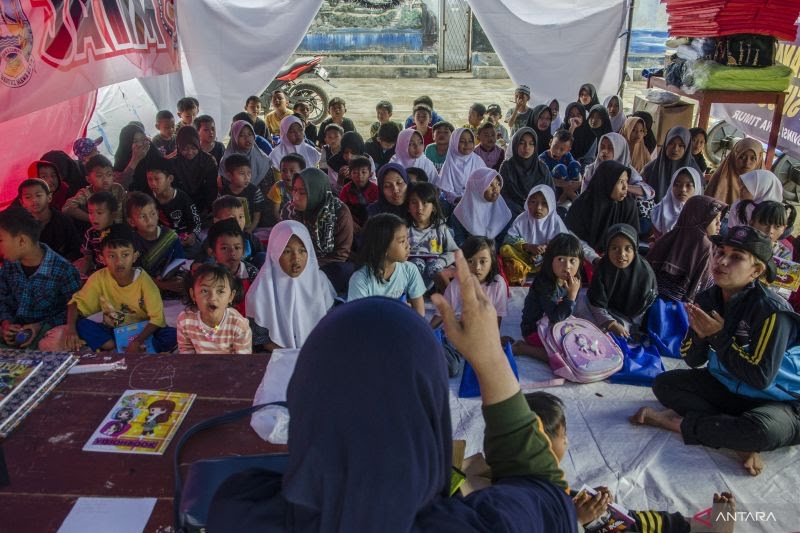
[439,0,471,72]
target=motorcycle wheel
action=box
[288,83,329,126]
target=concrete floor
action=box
[314,75,648,133]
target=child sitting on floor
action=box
[514,233,583,359]
[539,130,582,210]
[267,153,306,223]
[348,213,426,317]
[474,121,505,172]
[0,207,81,351]
[194,115,225,165]
[76,191,119,276]
[219,154,266,234]
[500,185,569,285]
[406,182,458,290]
[152,110,177,158]
[425,121,454,172]
[741,200,796,261]
[196,196,265,267]
[365,122,398,168]
[588,224,657,338]
[451,168,512,248]
[338,155,378,234]
[145,159,202,258]
[436,127,486,204]
[18,178,82,261]
[317,123,343,176]
[62,155,127,226]
[63,224,177,353]
[486,103,510,149]
[177,263,252,354]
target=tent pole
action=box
[618,0,635,98]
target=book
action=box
[114,321,156,353]
[83,389,196,455]
[161,258,191,280]
[772,256,800,296]
[0,356,42,409]
[0,351,77,437]
[578,484,635,532]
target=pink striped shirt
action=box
[177,307,253,354]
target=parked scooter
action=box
[260,56,334,125]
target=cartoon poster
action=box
[83,389,195,455]
[772,256,800,293]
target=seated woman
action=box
[208,251,578,531]
[727,169,784,228]
[620,116,653,174]
[650,167,703,239]
[641,126,700,203]
[582,104,613,165]
[705,137,764,205]
[288,168,354,294]
[632,226,800,476]
[367,163,410,219]
[499,127,553,219]
[246,220,335,351]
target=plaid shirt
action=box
[0,244,82,327]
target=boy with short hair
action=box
[365,122,399,168]
[506,85,533,133]
[403,95,445,128]
[425,121,454,172]
[339,155,379,233]
[195,196,265,267]
[62,154,127,225]
[76,191,119,275]
[319,123,344,175]
[193,114,225,164]
[486,103,510,149]
[218,154,265,233]
[245,95,268,137]
[539,130,582,209]
[126,191,185,292]
[145,159,202,258]
[152,110,177,158]
[176,97,199,130]
[292,100,318,144]
[316,97,356,147]
[474,122,505,172]
[411,104,434,145]
[63,224,177,353]
[18,178,82,261]
[463,103,486,137]
[268,153,306,223]
[369,100,402,140]
[0,207,81,351]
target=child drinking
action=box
[424,121,453,172]
[348,213,426,317]
[744,200,796,260]
[587,224,657,338]
[473,122,504,172]
[246,220,336,351]
[177,264,252,354]
[500,185,569,285]
[390,129,438,183]
[514,233,584,359]
[406,182,458,289]
[436,127,486,203]
[451,168,512,247]
[650,166,702,238]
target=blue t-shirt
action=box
[348,261,426,302]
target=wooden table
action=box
[646,76,786,166]
[0,354,281,532]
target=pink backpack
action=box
[537,316,623,383]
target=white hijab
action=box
[269,116,321,170]
[245,220,334,349]
[549,99,563,134]
[435,128,487,195]
[389,128,439,182]
[507,185,568,244]
[604,95,627,133]
[650,167,703,235]
[582,132,643,192]
[728,169,785,227]
[453,168,512,239]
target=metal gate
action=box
[439,0,471,72]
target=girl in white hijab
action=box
[246,220,335,350]
[452,168,512,243]
[727,169,784,228]
[436,127,487,202]
[581,132,653,201]
[269,115,321,171]
[604,95,627,133]
[650,166,703,237]
[389,128,439,183]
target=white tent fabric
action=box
[469,0,628,103]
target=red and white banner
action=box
[0,0,179,123]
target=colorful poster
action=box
[83,389,195,456]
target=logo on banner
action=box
[0,0,35,88]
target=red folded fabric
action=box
[661,0,800,41]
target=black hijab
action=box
[588,105,613,141]
[565,160,639,251]
[579,83,601,109]
[632,111,658,153]
[41,150,87,196]
[366,162,410,218]
[174,126,219,214]
[589,223,657,320]
[525,104,553,156]
[499,127,554,217]
[114,122,169,193]
[641,126,700,203]
[560,102,594,160]
[328,131,366,174]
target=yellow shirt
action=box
[69,268,166,328]
[265,110,291,137]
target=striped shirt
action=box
[176,307,252,354]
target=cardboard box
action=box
[633,95,695,146]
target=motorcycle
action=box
[260,56,334,126]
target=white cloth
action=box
[507,185,568,244]
[436,128,487,195]
[245,220,334,349]
[728,170,785,228]
[604,95,626,132]
[389,128,439,183]
[650,167,703,235]
[453,168,513,239]
[269,115,321,170]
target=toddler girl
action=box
[743,200,796,260]
[406,182,458,289]
[452,168,512,247]
[650,167,702,238]
[348,213,426,316]
[514,233,584,360]
[177,264,252,354]
[587,224,657,338]
[389,129,438,183]
[500,185,568,285]
[246,220,335,350]
[436,127,486,202]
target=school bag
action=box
[537,316,623,383]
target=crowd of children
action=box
[3,83,800,504]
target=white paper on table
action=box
[58,497,157,533]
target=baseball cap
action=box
[73,137,102,159]
[711,225,776,282]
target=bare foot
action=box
[738,451,764,476]
[629,407,683,433]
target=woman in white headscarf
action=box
[727,169,784,228]
[389,128,439,183]
[581,132,652,200]
[452,167,512,245]
[268,115,321,171]
[436,127,486,202]
[650,166,703,237]
[604,95,627,133]
[246,220,335,350]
